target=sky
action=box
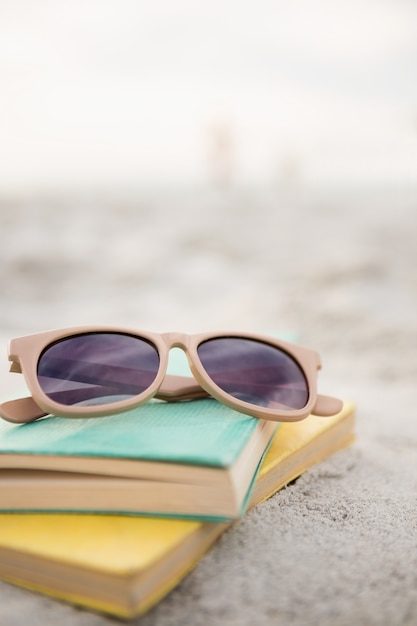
[0,0,417,192]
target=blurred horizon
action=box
[1,0,417,195]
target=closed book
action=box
[0,398,277,520]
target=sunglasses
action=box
[0,327,343,424]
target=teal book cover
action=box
[0,398,265,467]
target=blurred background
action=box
[0,0,417,396]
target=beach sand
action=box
[0,184,416,625]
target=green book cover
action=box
[0,399,262,468]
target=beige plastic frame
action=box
[0,327,343,424]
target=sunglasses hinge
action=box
[9,359,22,374]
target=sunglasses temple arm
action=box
[0,397,48,423]
[159,379,345,417]
[155,375,210,401]
[0,375,210,424]
[311,394,344,417]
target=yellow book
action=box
[0,401,355,619]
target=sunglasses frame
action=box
[2,326,342,423]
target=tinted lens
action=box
[197,337,308,410]
[37,332,160,407]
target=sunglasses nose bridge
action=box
[160,332,192,351]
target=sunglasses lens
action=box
[37,333,160,407]
[197,337,308,410]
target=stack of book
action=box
[0,356,355,618]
